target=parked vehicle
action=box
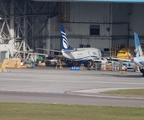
[120,61,136,72]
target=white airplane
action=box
[98,32,144,77]
[132,32,144,77]
[37,23,102,66]
[60,23,102,62]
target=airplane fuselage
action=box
[62,47,102,62]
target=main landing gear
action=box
[140,68,144,77]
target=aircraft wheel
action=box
[143,73,144,77]
[140,69,144,73]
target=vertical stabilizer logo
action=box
[61,31,68,49]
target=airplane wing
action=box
[62,48,78,52]
[51,55,64,58]
[88,57,108,62]
[36,48,62,53]
[108,57,131,62]
[15,51,48,56]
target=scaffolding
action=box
[0,0,58,59]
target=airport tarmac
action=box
[0,67,144,107]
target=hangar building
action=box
[0,0,143,60]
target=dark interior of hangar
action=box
[0,0,144,59]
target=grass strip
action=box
[102,89,144,98]
[0,102,144,120]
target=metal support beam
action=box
[0,0,58,60]
[9,0,15,57]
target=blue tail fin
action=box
[60,23,74,51]
[134,32,143,57]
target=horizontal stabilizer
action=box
[36,48,61,53]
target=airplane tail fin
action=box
[60,23,74,51]
[134,32,143,57]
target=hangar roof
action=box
[31,0,144,2]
